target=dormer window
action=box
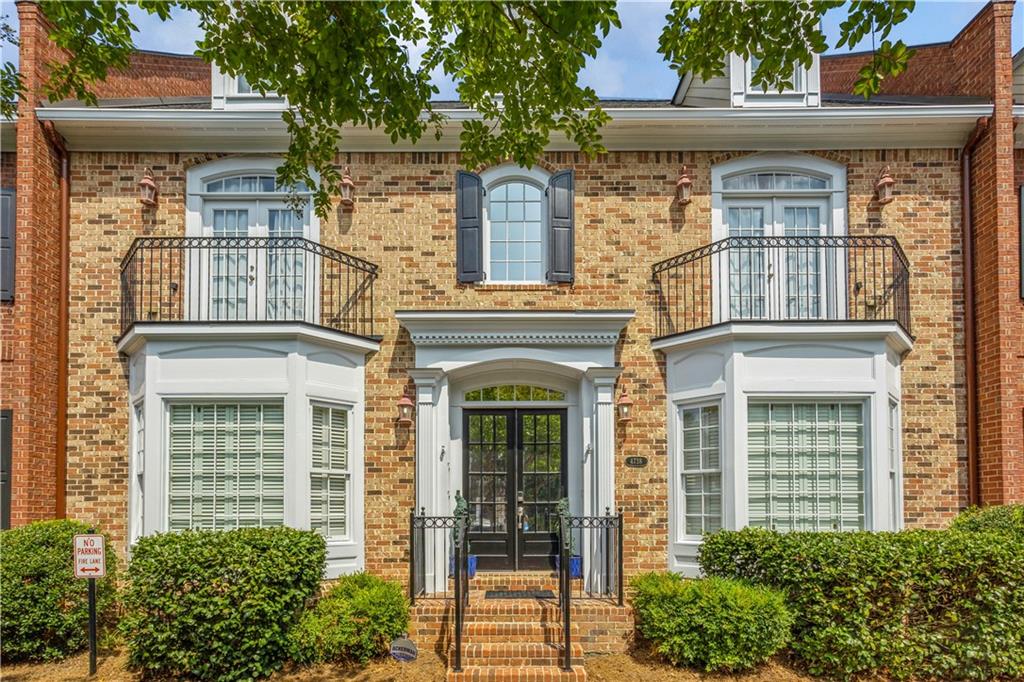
[730,53,820,108]
[234,75,276,98]
[211,65,285,110]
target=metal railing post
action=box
[560,512,572,672]
[617,509,625,607]
[453,514,464,673]
[408,509,416,606]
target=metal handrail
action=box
[557,508,624,672]
[652,234,912,338]
[408,508,471,672]
[119,236,378,339]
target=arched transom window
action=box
[465,384,566,402]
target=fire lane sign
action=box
[74,534,106,579]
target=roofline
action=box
[1014,46,1024,71]
[35,103,995,124]
[128,47,203,61]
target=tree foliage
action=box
[2,1,916,216]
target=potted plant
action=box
[449,492,477,579]
[554,497,582,579]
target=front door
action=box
[464,409,566,571]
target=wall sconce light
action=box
[339,166,355,207]
[875,166,895,205]
[676,166,693,205]
[138,168,158,206]
[397,394,414,426]
[616,391,634,423]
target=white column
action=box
[585,368,622,516]
[409,369,445,515]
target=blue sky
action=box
[2,1,1022,100]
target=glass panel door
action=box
[777,199,828,320]
[725,201,770,320]
[263,204,308,322]
[517,410,564,569]
[464,410,514,570]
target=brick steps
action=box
[456,642,584,667]
[462,620,573,644]
[447,664,588,681]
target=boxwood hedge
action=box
[631,572,792,672]
[120,527,325,681]
[699,527,1024,680]
[0,519,118,662]
[288,572,409,665]
[951,503,1024,540]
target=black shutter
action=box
[1,190,13,303]
[1,409,11,530]
[455,171,484,283]
[547,170,574,283]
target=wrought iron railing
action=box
[652,235,911,339]
[119,237,378,338]
[409,508,470,672]
[557,509,624,672]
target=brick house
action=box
[1,0,1022,677]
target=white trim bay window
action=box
[679,403,723,537]
[168,402,285,531]
[747,401,866,532]
[310,404,350,539]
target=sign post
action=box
[74,531,105,677]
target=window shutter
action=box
[1,191,14,303]
[455,171,484,283]
[547,169,575,283]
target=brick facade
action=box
[5,1,1022,566]
[63,148,968,569]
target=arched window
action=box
[464,384,566,402]
[712,154,846,321]
[479,166,550,283]
[185,159,320,321]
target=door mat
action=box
[484,589,555,599]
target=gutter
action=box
[960,117,988,508]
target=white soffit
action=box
[395,310,635,347]
[36,105,992,151]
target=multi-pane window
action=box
[747,56,805,93]
[727,206,767,319]
[488,181,544,282]
[783,206,822,318]
[131,403,145,543]
[310,405,350,539]
[464,385,566,402]
[680,404,722,536]
[888,400,901,530]
[747,402,865,532]
[168,403,285,531]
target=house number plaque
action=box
[625,456,648,468]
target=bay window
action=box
[679,403,722,536]
[310,404,351,539]
[167,402,285,531]
[747,401,865,532]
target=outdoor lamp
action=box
[339,166,356,207]
[616,391,634,423]
[676,166,693,205]
[397,394,414,426]
[138,168,158,206]
[875,166,896,205]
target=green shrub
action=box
[0,519,118,662]
[700,527,1024,680]
[952,504,1024,540]
[631,572,792,672]
[121,527,325,680]
[288,572,409,665]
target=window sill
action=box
[461,281,572,291]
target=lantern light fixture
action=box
[676,166,693,205]
[339,166,356,207]
[397,394,414,426]
[616,391,634,423]
[138,168,158,206]
[875,166,896,205]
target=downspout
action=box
[960,117,987,508]
[43,121,69,519]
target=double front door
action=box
[463,409,567,571]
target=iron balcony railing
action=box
[120,236,378,339]
[652,235,911,339]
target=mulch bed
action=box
[585,648,815,682]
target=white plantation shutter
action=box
[167,403,284,531]
[310,405,349,538]
[748,402,865,532]
[680,404,722,536]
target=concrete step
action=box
[447,665,588,681]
